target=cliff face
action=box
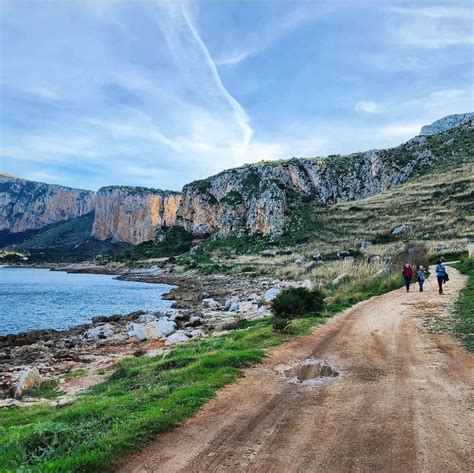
[0,174,95,234]
[91,186,181,244]
[176,120,473,238]
[420,112,473,136]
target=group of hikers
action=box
[402,261,449,294]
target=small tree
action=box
[271,287,325,319]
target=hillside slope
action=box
[176,119,473,239]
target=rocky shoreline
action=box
[1,263,295,407]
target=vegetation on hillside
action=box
[452,258,474,352]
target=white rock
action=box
[229,301,241,313]
[295,256,306,265]
[264,287,280,302]
[14,368,42,399]
[225,296,239,310]
[332,273,350,286]
[165,332,190,346]
[127,319,176,341]
[247,293,260,301]
[83,324,115,341]
[137,313,158,323]
[202,298,222,310]
[391,224,412,235]
[239,301,258,313]
[300,279,313,289]
[190,329,206,338]
[374,267,390,277]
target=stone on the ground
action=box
[137,313,158,323]
[202,298,222,310]
[332,273,350,285]
[225,296,239,310]
[337,250,351,259]
[229,301,241,312]
[300,279,313,289]
[360,240,373,248]
[305,261,320,272]
[127,319,176,341]
[391,224,412,235]
[14,367,42,399]
[190,329,205,338]
[165,331,190,346]
[169,312,190,323]
[83,324,115,341]
[184,316,204,328]
[312,252,322,261]
[295,256,306,265]
[239,301,258,313]
[264,287,280,302]
[344,256,354,262]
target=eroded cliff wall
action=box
[0,174,95,234]
[91,186,181,244]
[175,120,473,238]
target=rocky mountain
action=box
[0,174,95,234]
[91,187,181,245]
[176,119,473,238]
[420,112,473,136]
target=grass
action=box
[63,369,87,379]
[0,271,402,472]
[27,380,61,400]
[452,258,474,352]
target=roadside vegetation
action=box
[452,258,474,352]
[0,269,403,472]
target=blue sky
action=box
[0,1,473,191]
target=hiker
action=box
[435,260,448,294]
[416,265,427,292]
[402,263,414,292]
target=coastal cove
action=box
[0,268,175,336]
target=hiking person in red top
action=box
[402,264,414,292]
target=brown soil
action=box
[120,269,474,472]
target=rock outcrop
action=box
[175,120,473,238]
[420,112,473,136]
[91,186,181,244]
[0,174,95,234]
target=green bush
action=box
[271,317,292,333]
[271,287,325,319]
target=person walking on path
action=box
[417,265,427,292]
[402,264,414,292]
[435,261,448,295]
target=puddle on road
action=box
[283,359,339,385]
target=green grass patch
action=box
[27,380,61,400]
[452,258,474,352]
[63,369,87,379]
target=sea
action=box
[0,267,175,336]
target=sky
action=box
[0,0,473,191]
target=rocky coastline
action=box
[0,262,294,407]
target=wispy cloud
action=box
[355,100,380,114]
[389,6,474,48]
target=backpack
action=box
[443,273,449,283]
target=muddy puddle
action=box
[283,359,339,385]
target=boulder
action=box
[14,367,42,399]
[264,287,280,302]
[337,251,351,259]
[229,301,241,313]
[127,319,176,341]
[391,224,412,235]
[295,256,306,265]
[312,252,322,261]
[190,329,206,338]
[239,301,258,313]
[83,324,115,341]
[169,312,191,323]
[137,313,158,323]
[184,316,204,328]
[225,296,239,310]
[202,298,222,310]
[165,332,190,346]
[360,240,373,249]
[300,279,313,289]
[332,273,350,285]
[344,256,354,262]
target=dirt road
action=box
[120,268,474,472]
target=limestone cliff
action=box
[420,112,473,136]
[176,120,473,238]
[91,186,181,244]
[0,174,95,234]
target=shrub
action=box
[271,317,292,333]
[271,287,325,319]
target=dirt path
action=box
[120,268,474,472]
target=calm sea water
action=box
[0,268,175,336]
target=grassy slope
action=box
[452,258,474,352]
[0,272,402,472]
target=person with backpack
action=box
[402,263,414,292]
[435,261,448,294]
[416,264,427,292]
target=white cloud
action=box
[355,100,380,114]
[389,6,474,48]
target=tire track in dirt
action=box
[120,268,473,472]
